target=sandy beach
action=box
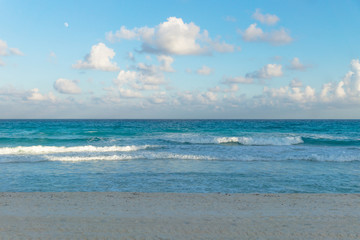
[0,193,359,239]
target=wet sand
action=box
[0,193,359,239]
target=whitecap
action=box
[0,145,158,155]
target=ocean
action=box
[0,119,359,193]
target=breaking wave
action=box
[0,145,158,155]
[43,153,217,162]
[163,134,304,146]
[215,136,303,145]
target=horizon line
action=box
[0,118,360,121]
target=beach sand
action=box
[0,193,359,239]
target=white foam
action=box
[163,133,303,146]
[45,155,134,162]
[0,145,157,155]
[45,153,217,162]
[301,154,360,162]
[215,136,303,145]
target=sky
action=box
[1,0,360,119]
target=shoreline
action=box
[1,193,359,239]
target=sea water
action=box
[0,119,359,192]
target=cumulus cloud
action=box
[26,88,56,102]
[252,9,279,25]
[64,22,69,28]
[290,78,303,88]
[287,57,310,71]
[241,24,292,45]
[114,55,174,95]
[177,90,218,105]
[73,43,119,71]
[247,64,283,79]
[221,64,281,88]
[0,39,23,65]
[320,59,360,102]
[157,55,174,72]
[148,91,168,104]
[115,68,162,91]
[54,78,81,94]
[257,59,360,107]
[118,87,143,98]
[106,17,235,55]
[263,82,316,104]
[196,65,213,75]
[107,26,138,40]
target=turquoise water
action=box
[0,120,359,192]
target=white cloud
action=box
[209,84,239,93]
[54,78,81,94]
[26,88,56,102]
[118,87,143,98]
[64,22,69,28]
[136,63,165,85]
[266,28,292,45]
[9,48,23,56]
[241,23,264,42]
[114,55,173,93]
[263,83,316,104]
[320,59,360,102]
[106,17,235,55]
[116,70,138,85]
[290,78,303,88]
[0,39,23,57]
[0,59,4,66]
[148,91,168,104]
[73,43,119,71]
[222,64,281,87]
[157,55,174,72]
[209,38,235,53]
[247,64,283,79]
[260,59,360,106]
[196,65,213,75]
[223,76,254,84]
[252,9,279,25]
[287,57,308,71]
[0,40,9,56]
[143,17,207,55]
[177,90,218,105]
[241,24,292,45]
[106,26,139,41]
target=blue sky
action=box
[0,0,360,118]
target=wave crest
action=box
[215,136,303,145]
[0,145,157,155]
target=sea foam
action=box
[163,133,304,145]
[45,153,216,162]
[215,136,304,145]
[0,145,157,155]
